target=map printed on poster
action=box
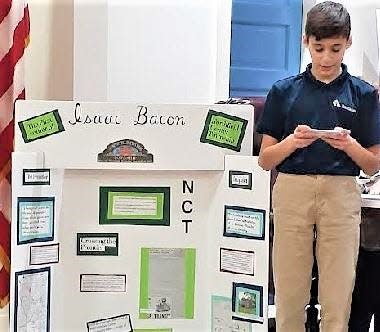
[14,267,50,332]
[17,197,55,245]
[211,296,251,332]
[87,314,133,332]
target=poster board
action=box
[11,101,270,332]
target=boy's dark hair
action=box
[305,1,351,40]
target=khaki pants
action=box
[272,173,361,332]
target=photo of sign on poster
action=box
[139,248,196,319]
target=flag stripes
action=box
[0,0,29,308]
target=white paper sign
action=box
[87,314,132,332]
[23,169,50,185]
[220,248,255,276]
[30,244,59,265]
[113,196,157,216]
[80,274,126,292]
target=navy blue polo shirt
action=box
[256,64,380,175]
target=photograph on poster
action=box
[87,314,132,332]
[17,197,55,245]
[80,274,126,293]
[139,248,196,319]
[30,243,59,265]
[23,169,50,186]
[220,248,255,276]
[77,233,118,256]
[18,109,65,143]
[223,206,265,240]
[211,295,252,332]
[200,110,248,152]
[99,187,170,226]
[14,267,50,332]
[232,283,264,324]
[228,170,252,190]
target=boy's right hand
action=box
[287,125,318,149]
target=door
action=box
[230,0,303,97]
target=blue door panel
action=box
[230,0,303,97]
[231,24,288,69]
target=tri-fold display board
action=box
[10,101,270,332]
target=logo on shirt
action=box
[332,99,356,113]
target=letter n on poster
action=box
[99,187,170,226]
[224,206,265,240]
[17,197,55,245]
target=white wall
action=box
[74,0,232,103]
[25,0,73,100]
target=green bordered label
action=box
[134,329,173,332]
[18,109,65,143]
[77,233,119,256]
[99,187,170,226]
[200,110,248,152]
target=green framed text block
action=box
[99,187,170,226]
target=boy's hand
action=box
[320,126,354,151]
[286,125,318,149]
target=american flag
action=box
[0,0,29,308]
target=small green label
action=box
[134,329,173,332]
[18,109,65,143]
[200,110,247,152]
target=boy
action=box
[256,2,380,331]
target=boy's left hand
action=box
[320,127,354,151]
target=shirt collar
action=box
[304,63,348,87]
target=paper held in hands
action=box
[310,127,351,138]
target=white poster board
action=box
[11,101,270,332]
